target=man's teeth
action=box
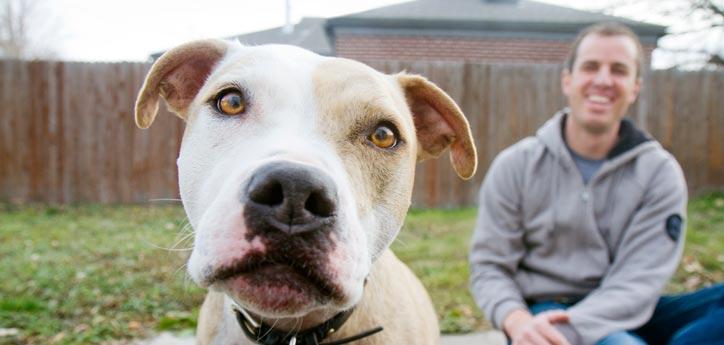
[588,95,610,103]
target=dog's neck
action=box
[240,305,342,332]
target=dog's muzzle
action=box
[243,161,338,236]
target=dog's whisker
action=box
[170,231,195,251]
[170,243,194,251]
[156,222,195,252]
[177,221,194,235]
[291,317,303,337]
[258,317,279,339]
[145,241,194,252]
[181,272,196,292]
[147,198,183,202]
[392,237,408,247]
[174,262,190,278]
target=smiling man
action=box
[469,22,723,345]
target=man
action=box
[469,22,723,345]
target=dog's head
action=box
[135,39,476,319]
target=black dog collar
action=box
[233,305,383,345]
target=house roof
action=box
[327,0,666,41]
[155,0,667,58]
[230,17,334,56]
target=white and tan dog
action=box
[135,39,477,345]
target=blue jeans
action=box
[528,283,724,345]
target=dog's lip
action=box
[220,266,325,315]
[213,261,346,315]
[206,257,342,300]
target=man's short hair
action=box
[564,22,645,77]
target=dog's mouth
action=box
[208,253,345,314]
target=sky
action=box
[41,0,416,61]
[21,0,723,67]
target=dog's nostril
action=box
[305,191,335,217]
[244,162,339,235]
[249,180,284,206]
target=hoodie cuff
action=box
[555,323,583,345]
[492,299,528,330]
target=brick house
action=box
[231,0,666,65]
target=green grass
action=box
[0,193,722,344]
[0,204,203,344]
[667,193,724,292]
[391,208,484,333]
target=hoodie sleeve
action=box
[566,157,688,344]
[469,146,528,330]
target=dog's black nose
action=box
[244,162,337,235]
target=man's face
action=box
[562,33,641,134]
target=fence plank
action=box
[0,60,722,206]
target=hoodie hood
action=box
[536,109,657,174]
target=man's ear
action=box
[134,39,227,129]
[397,74,477,180]
[630,77,641,103]
[561,69,572,97]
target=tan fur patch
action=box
[312,59,417,240]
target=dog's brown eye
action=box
[216,90,245,115]
[369,125,397,149]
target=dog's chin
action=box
[213,264,353,317]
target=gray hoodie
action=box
[469,110,688,344]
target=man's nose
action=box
[592,67,613,86]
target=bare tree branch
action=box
[667,23,723,34]
[702,0,724,17]
[0,0,61,59]
[592,0,724,69]
[709,54,724,65]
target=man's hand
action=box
[503,308,571,345]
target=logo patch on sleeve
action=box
[665,214,683,241]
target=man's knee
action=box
[668,296,724,345]
[596,331,647,345]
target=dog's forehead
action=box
[207,44,322,85]
[312,58,401,104]
[311,58,414,135]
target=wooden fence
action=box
[1,59,722,207]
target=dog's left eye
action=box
[215,90,245,116]
[368,125,397,149]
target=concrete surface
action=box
[442,331,506,345]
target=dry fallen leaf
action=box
[684,275,702,290]
[127,321,142,331]
[683,256,703,273]
[73,324,89,333]
[51,332,66,343]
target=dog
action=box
[134,39,477,345]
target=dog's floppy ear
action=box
[134,39,227,129]
[397,74,478,180]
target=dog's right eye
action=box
[368,124,398,149]
[215,90,245,116]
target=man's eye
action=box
[612,66,629,76]
[581,63,598,72]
